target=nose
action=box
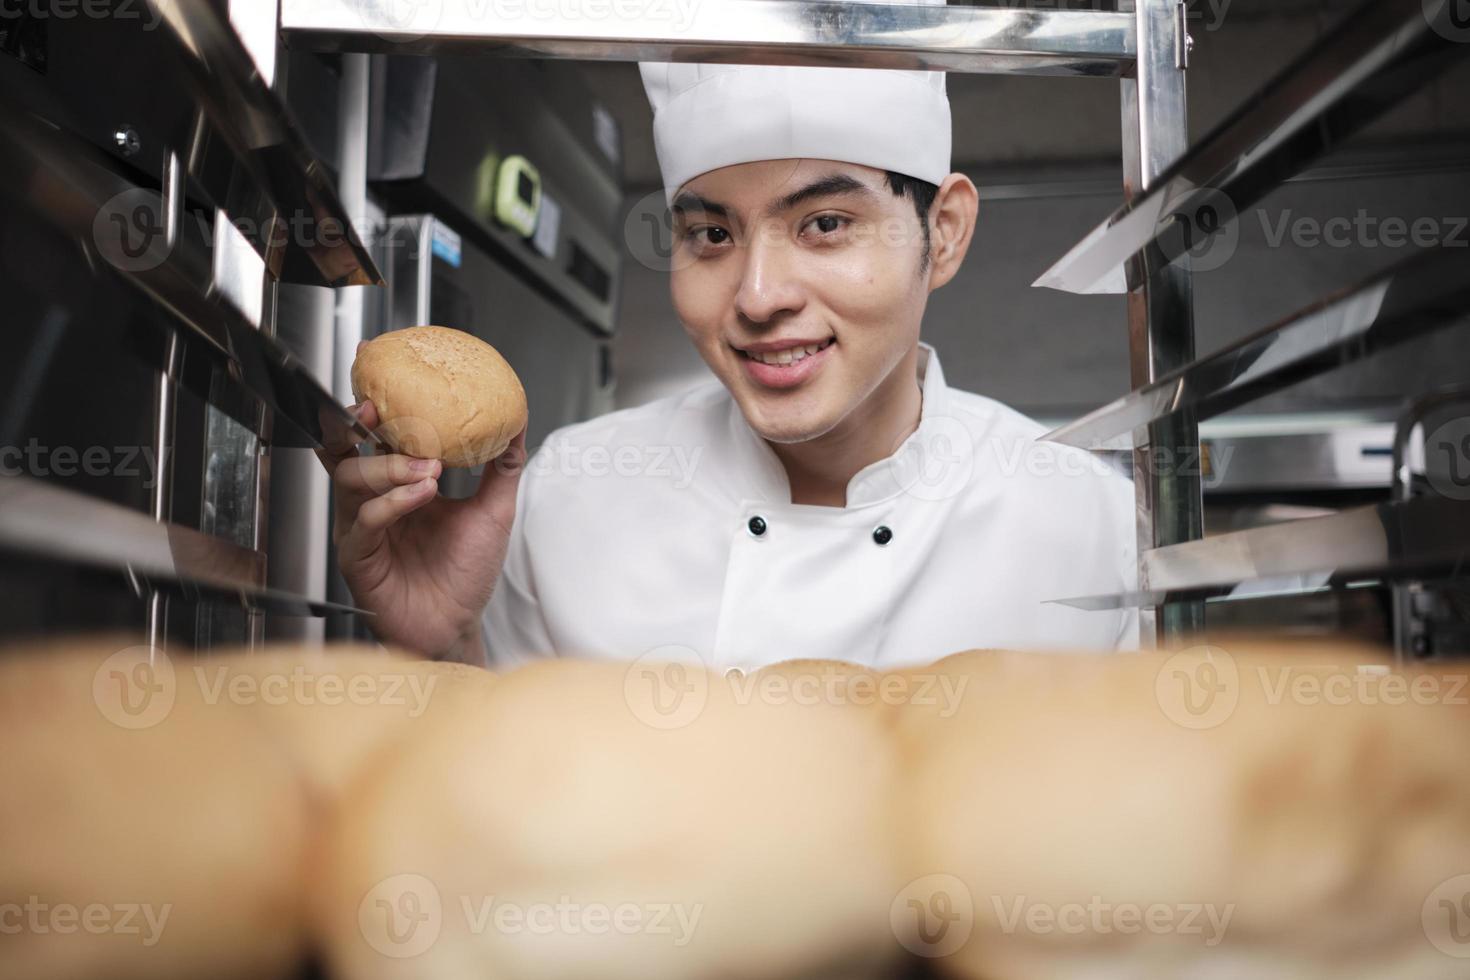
[733,224,805,324]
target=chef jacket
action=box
[481,341,1139,671]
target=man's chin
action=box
[722,374,840,444]
[742,408,837,446]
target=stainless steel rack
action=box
[1032,0,1470,629]
[0,87,379,454]
[1044,242,1470,453]
[0,0,384,643]
[1049,494,1470,612]
[150,0,383,288]
[0,477,368,618]
[281,0,1470,647]
[8,0,1462,647]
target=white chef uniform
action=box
[482,341,1139,670]
[481,0,1140,669]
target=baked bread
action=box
[201,644,499,804]
[0,634,311,980]
[894,639,1470,979]
[315,658,904,980]
[350,325,527,468]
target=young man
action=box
[318,0,1139,669]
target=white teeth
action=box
[746,339,832,366]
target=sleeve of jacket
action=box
[481,444,556,669]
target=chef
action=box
[320,0,1139,670]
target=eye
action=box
[686,226,731,247]
[804,214,850,238]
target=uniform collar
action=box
[722,341,952,509]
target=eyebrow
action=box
[670,173,878,222]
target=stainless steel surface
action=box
[1392,385,1470,504]
[150,150,189,649]
[227,0,281,86]
[207,132,275,645]
[1049,495,1470,611]
[146,331,182,649]
[1034,412,1411,492]
[269,279,341,645]
[1120,0,1203,644]
[147,0,382,287]
[1044,244,1470,451]
[325,53,377,642]
[1392,386,1470,659]
[0,87,380,454]
[212,215,268,329]
[380,216,437,330]
[1036,0,1469,295]
[0,475,367,618]
[282,0,1137,77]
[333,53,374,404]
[369,54,624,336]
[1201,423,1399,493]
[1173,0,1191,71]
[271,52,376,646]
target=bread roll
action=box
[0,634,310,980]
[199,644,498,804]
[351,325,527,468]
[316,658,904,980]
[894,639,1470,979]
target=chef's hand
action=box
[315,398,527,666]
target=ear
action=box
[926,173,979,292]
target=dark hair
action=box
[884,170,940,275]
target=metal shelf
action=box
[0,476,368,617]
[274,0,1470,645]
[1035,0,1468,295]
[1042,242,1470,450]
[0,89,381,454]
[1048,495,1469,611]
[282,0,1136,77]
[149,0,382,288]
[276,0,1198,643]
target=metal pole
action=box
[325,52,374,641]
[1120,0,1204,646]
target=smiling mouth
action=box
[735,338,836,367]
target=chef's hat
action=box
[639,0,952,207]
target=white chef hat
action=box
[639,0,952,207]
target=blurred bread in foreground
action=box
[896,638,1470,979]
[10,632,1468,980]
[0,635,310,980]
[203,644,497,803]
[350,325,527,468]
[317,658,904,980]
